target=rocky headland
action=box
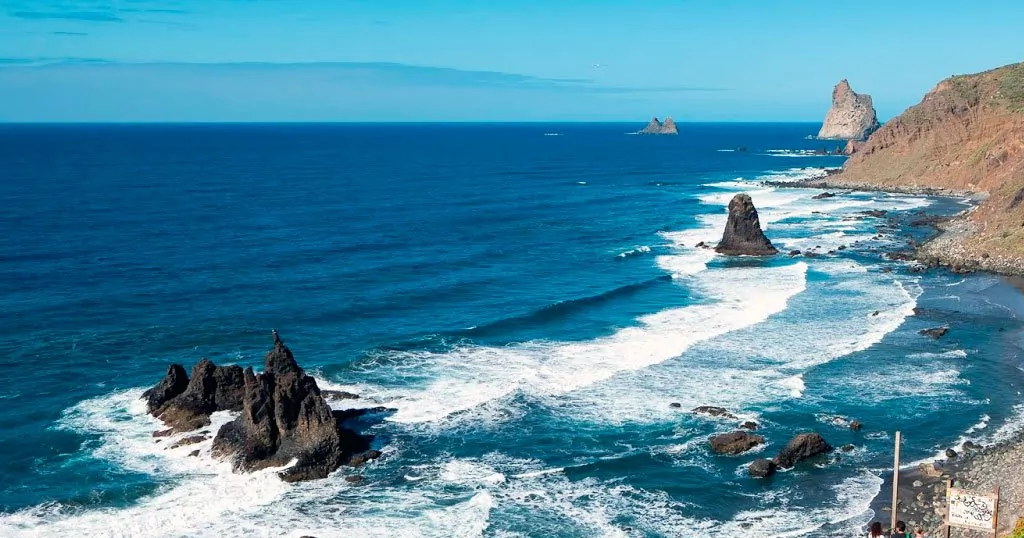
[817,79,881,140]
[790,62,1024,275]
[143,332,380,482]
[714,193,779,256]
[639,116,678,135]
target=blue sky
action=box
[0,0,1022,122]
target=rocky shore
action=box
[869,435,1024,537]
[773,174,1024,276]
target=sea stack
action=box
[143,332,378,482]
[639,116,678,135]
[715,193,779,256]
[817,79,880,140]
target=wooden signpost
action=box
[945,480,1000,537]
[891,431,901,532]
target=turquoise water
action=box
[0,123,1022,537]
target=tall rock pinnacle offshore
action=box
[715,194,778,256]
[817,80,880,140]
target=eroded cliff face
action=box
[837,62,1024,269]
[817,80,880,140]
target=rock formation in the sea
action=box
[639,116,678,135]
[143,332,377,482]
[211,333,374,482]
[144,359,245,433]
[748,457,777,478]
[831,62,1024,274]
[773,433,833,468]
[919,327,949,339]
[709,431,765,455]
[817,79,880,140]
[714,194,779,256]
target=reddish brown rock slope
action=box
[833,62,1024,272]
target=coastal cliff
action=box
[830,62,1024,273]
[639,116,678,135]
[817,79,880,140]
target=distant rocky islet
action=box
[638,116,678,135]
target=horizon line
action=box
[0,120,827,125]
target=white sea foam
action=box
[614,245,651,258]
[907,349,969,359]
[361,261,808,424]
[0,391,496,538]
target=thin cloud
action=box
[0,60,730,94]
[8,10,123,22]
[51,31,89,36]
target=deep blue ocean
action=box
[1,123,1023,538]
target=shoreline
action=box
[769,171,1024,536]
[768,174,1024,277]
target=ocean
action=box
[1,123,1022,538]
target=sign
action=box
[947,487,998,532]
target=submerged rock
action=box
[692,406,738,420]
[920,327,949,339]
[211,333,373,482]
[812,192,836,199]
[714,194,779,256]
[709,431,765,455]
[817,79,880,140]
[774,433,833,468]
[748,458,777,478]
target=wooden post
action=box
[993,486,1000,538]
[892,431,901,532]
[945,479,952,538]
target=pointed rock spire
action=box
[715,194,778,256]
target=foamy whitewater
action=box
[2,124,1023,538]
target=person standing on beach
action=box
[891,521,911,538]
[868,521,884,537]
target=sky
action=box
[0,0,1022,122]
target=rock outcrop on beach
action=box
[827,62,1024,274]
[639,116,678,135]
[817,79,880,140]
[773,433,832,468]
[715,194,779,256]
[143,332,377,482]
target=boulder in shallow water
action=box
[748,458,777,478]
[709,431,765,455]
[692,406,738,420]
[714,194,779,256]
[211,333,372,482]
[945,448,958,459]
[773,433,833,468]
[812,192,836,200]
